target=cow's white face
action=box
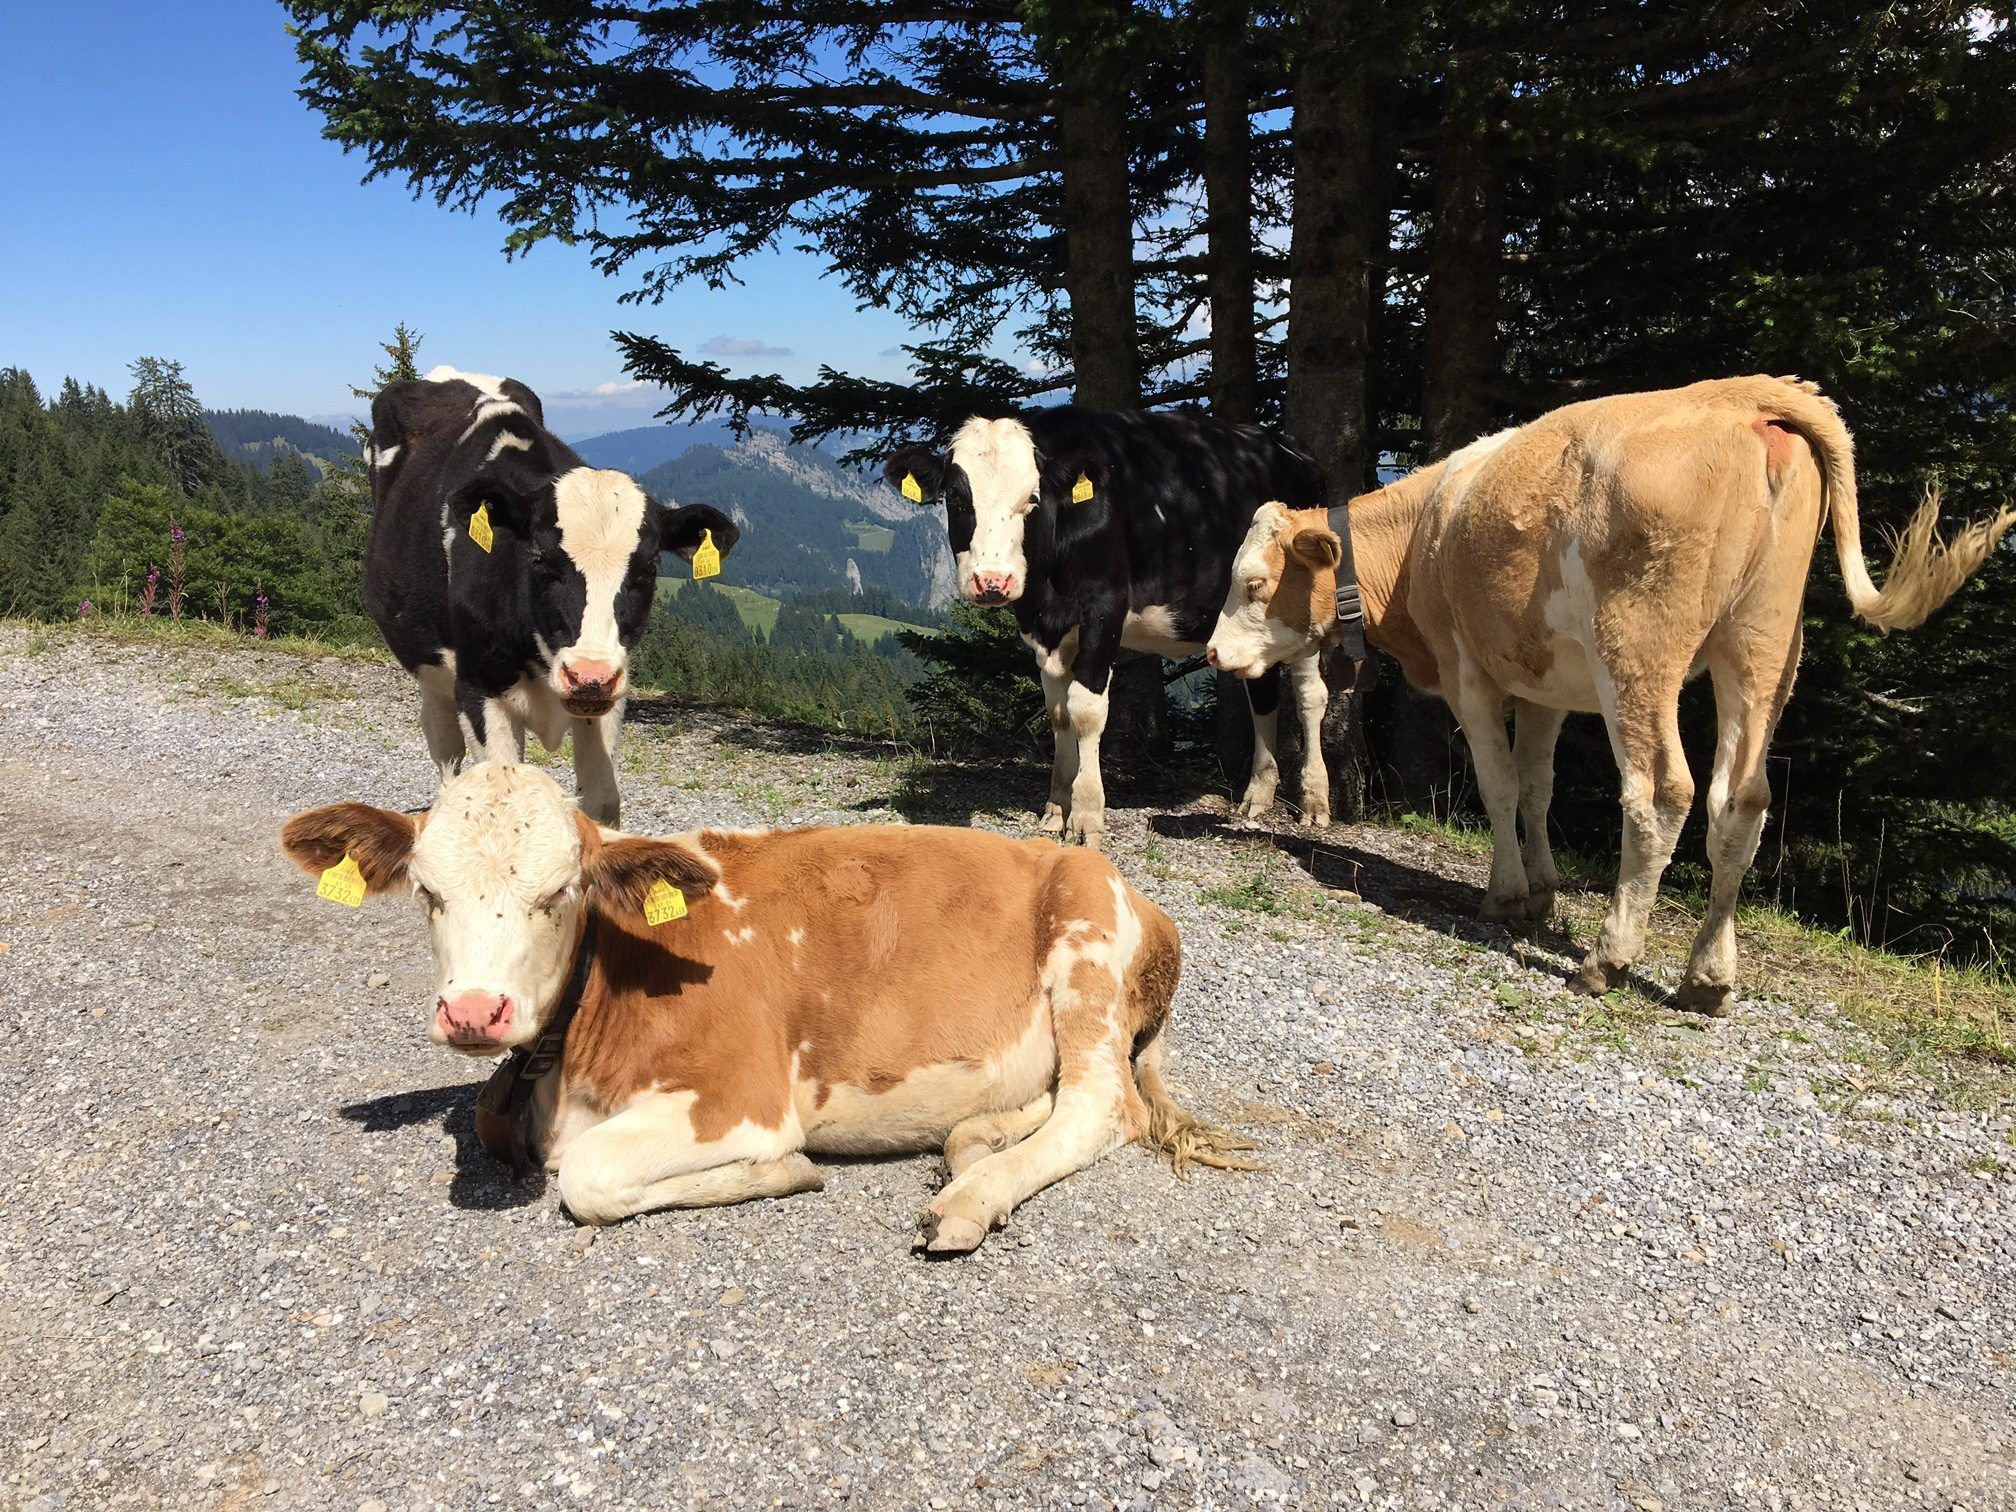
[280,766,719,1058]
[408,765,590,1055]
[948,416,1041,604]
[1206,503,1342,679]
[539,468,656,714]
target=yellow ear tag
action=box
[316,853,366,908]
[690,528,722,581]
[643,879,689,925]
[900,472,924,503]
[468,502,495,553]
[1071,473,1095,504]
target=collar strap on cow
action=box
[1325,504,1368,663]
[500,920,599,1178]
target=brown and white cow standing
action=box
[281,765,1248,1249]
[1206,376,2016,1015]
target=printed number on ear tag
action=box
[468,502,495,553]
[900,472,924,503]
[690,528,722,581]
[643,879,688,925]
[1071,473,1095,504]
[317,853,366,908]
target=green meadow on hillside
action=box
[657,575,934,646]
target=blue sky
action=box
[0,1,919,438]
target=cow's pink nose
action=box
[1206,646,1221,668]
[559,658,622,695]
[970,572,1016,602]
[437,992,513,1044]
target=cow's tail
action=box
[1133,1030,1260,1175]
[1737,375,2016,633]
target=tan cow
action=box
[280,764,1248,1249]
[1206,376,2015,1015]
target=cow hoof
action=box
[1235,795,1276,821]
[1064,823,1103,851]
[1521,889,1556,922]
[1479,892,1530,923]
[1673,979,1735,1018]
[915,1213,987,1255]
[1567,958,1620,996]
[1039,804,1067,834]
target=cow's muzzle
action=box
[556,657,624,715]
[437,991,514,1051]
[967,571,1019,605]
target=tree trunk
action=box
[1054,1,1163,759]
[1283,0,1378,822]
[1200,1,1257,424]
[1055,2,1141,412]
[1420,65,1505,458]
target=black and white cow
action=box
[364,366,736,825]
[885,407,1352,845]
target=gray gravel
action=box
[2,623,2012,1511]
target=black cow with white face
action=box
[364,366,736,825]
[885,407,1348,845]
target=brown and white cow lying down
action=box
[1207,375,2016,1015]
[281,765,1248,1250]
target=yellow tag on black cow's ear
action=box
[900,472,924,503]
[317,853,366,908]
[643,879,689,925]
[690,528,722,580]
[1070,473,1095,504]
[468,501,495,553]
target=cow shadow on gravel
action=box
[1147,810,1647,989]
[339,1084,546,1212]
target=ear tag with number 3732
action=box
[643,879,688,925]
[690,529,722,580]
[900,472,924,503]
[1071,473,1095,504]
[317,854,366,908]
[468,502,495,553]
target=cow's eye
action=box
[416,885,444,914]
[1246,576,1269,599]
[537,887,572,914]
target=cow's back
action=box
[1027,407,1326,609]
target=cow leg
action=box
[1448,662,1529,920]
[1063,674,1111,849]
[1289,653,1331,827]
[557,1098,819,1226]
[1676,625,1801,1017]
[1234,666,1283,820]
[456,684,525,766]
[570,701,625,828]
[418,682,466,783]
[1571,676,1695,996]
[1511,701,1568,919]
[920,876,1139,1252]
[1038,667,1078,834]
[944,1093,1055,1178]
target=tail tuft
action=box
[1134,1037,1261,1176]
[1855,486,2016,634]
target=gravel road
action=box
[2,624,2012,1512]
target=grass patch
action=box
[1200,872,1286,915]
[843,519,896,553]
[21,613,392,665]
[657,576,782,636]
[837,611,937,646]
[1394,811,1495,856]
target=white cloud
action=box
[701,335,794,358]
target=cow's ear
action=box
[883,449,948,505]
[280,803,417,896]
[1286,521,1343,570]
[660,503,740,563]
[370,379,461,450]
[500,377,545,428]
[445,475,532,536]
[1042,451,1109,506]
[582,834,721,914]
